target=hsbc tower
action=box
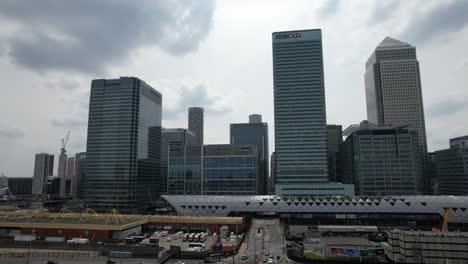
[272,29,353,196]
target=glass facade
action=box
[230,122,269,194]
[342,126,422,195]
[272,29,329,195]
[203,156,257,195]
[159,129,197,197]
[167,145,202,195]
[167,144,260,195]
[84,77,161,213]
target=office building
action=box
[327,125,343,182]
[167,144,261,195]
[387,229,468,264]
[188,107,204,145]
[167,145,203,195]
[74,152,86,199]
[84,77,162,213]
[160,128,196,196]
[269,152,276,195]
[45,176,60,195]
[7,177,33,195]
[64,157,74,196]
[365,36,428,192]
[58,151,67,197]
[434,135,468,195]
[32,153,54,195]
[342,121,422,196]
[230,115,269,194]
[249,114,262,123]
[272,28,353,196]
[203,144,260,195]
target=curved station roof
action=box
[162,195,468,223]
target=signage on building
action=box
[275,32,301,40]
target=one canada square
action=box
[272,29,352,196]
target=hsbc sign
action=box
[275,32,302,40]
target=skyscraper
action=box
[32,153,54,195]
[160,128,196,197]
[230,115,269,194]
[65,157,75,196]
[188,107,204,145]
[84,77,162,213]
[327,124,343,182]
[365,36,428,192]
[58,151,67,197]
[74,152,86,199]
[272,29,353,196]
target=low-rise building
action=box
[386,229,468,263]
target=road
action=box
[242,218,291,264]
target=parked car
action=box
[241,254,249,260]
[106,259,116,264]
[47,261,58,264]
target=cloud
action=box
[51,118,87,128]
[400,1,468,43]
[0,127,24,140]
[367,0,401,24]
[164,84,232,120]
[428,98,467,118]
[318,0,341,18]
[0,0,215,74]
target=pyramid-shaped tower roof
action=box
[377,36,411,49]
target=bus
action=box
[194,233,201,242]
[183,233,189,242]
[188,233,196,242]
[200,233,208,242]
[174,231,184,240]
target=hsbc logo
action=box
[275,32,302,40]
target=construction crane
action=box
[61,131,70,154]
[441,208,449,232]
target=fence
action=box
[0,250,99,259]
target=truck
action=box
[67,238,89,244]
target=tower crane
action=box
[61,131,70,154]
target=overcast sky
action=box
[1,0,467,177]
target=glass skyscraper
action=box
[272,29,354,196]
[230,115,269,194]
[84,77,162,213]
[272,29,328,195]
[167,145,203,195]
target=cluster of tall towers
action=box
[29,27,464,213]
